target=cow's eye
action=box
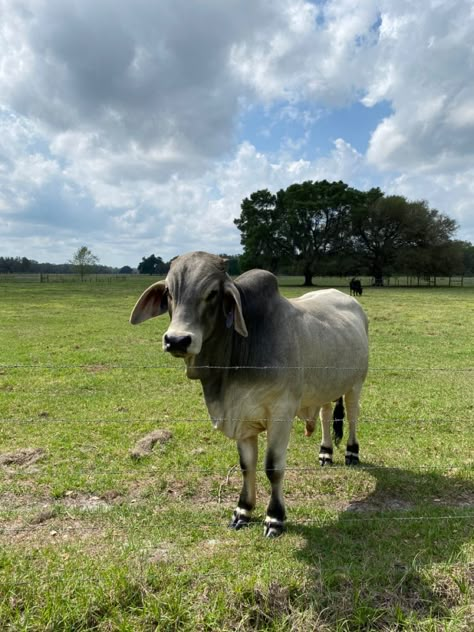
[206,289,218,302]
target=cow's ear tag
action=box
[226,309,234,328]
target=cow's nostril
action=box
[164,334,192,353]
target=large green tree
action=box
[234,189,287,274]
[350,195,458,285]
[281,180,365,285]
[235,181,367,285]
[138,255,168,275]
[235,181,462,284]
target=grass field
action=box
[0,278,473,630]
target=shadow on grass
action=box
[290,464,474,628]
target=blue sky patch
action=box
[238,99,393,158]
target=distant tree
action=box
[0,256,35,273]
[138,254,168,275]
[119,266,134,274]
[234,189,287,273]
[281,180,366,286]
[351,195,458,285]
[70,246,99,280]
[236,182,462,285]
[430,240,465,284]
[396,241,464,285]
[461,242,474,275]
[235,181,367,284]
[218,254,241,276]
[0,257,14,273]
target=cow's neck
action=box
[184,319,230,371]
[184,324,237,415]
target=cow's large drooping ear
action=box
[130,281,168,325]
[223,281,248,337]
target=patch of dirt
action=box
[345,490,474,513]
[346,498,415,512]
[0,491,126,547]
[84,364,110,373]
[0,517,118,548]
[0,493,51,511]
[0,491,123,533]
[0,448,46,467]
[148,545,173,564]
[130,429,173,460]
[60,491,121,511]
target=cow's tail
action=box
[333,396,345,446]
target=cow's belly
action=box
[207,378,300,440]
[297,358,367,419]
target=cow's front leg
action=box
[230,435,258,530]
[264,419,292,538]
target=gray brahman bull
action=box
[130,251,369,537]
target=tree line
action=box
[234,180,474,285]
[3,183,473,285]
[137,254,242,276]
[0,256,116,275]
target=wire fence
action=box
[2,361,471,425]
[2,512,474,535]
[1,363,473,372]
[1,360,472,530]
[1,416,473,426]
[1,461,472,474]
[1,308,472,601]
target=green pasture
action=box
[0,278,473,630]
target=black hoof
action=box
[264,519,284,538]
[319,455,333,466]
[319,445,333,466]
[345,454,360,466]
[229,510,251,530]
[345,444,359,466]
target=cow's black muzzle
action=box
[164,334,192,356]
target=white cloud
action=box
[0,109,60,212]
[367,1,474,172]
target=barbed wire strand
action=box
[1,416,473,425]
[2,462,472,474]
[1,363,473,372]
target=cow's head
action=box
[130,251,248,357]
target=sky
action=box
[1,0,474,268]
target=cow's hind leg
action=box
[344,385,362,466]
[264,419,292,538]
[230,436,258,530]
[319,403,334,465]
